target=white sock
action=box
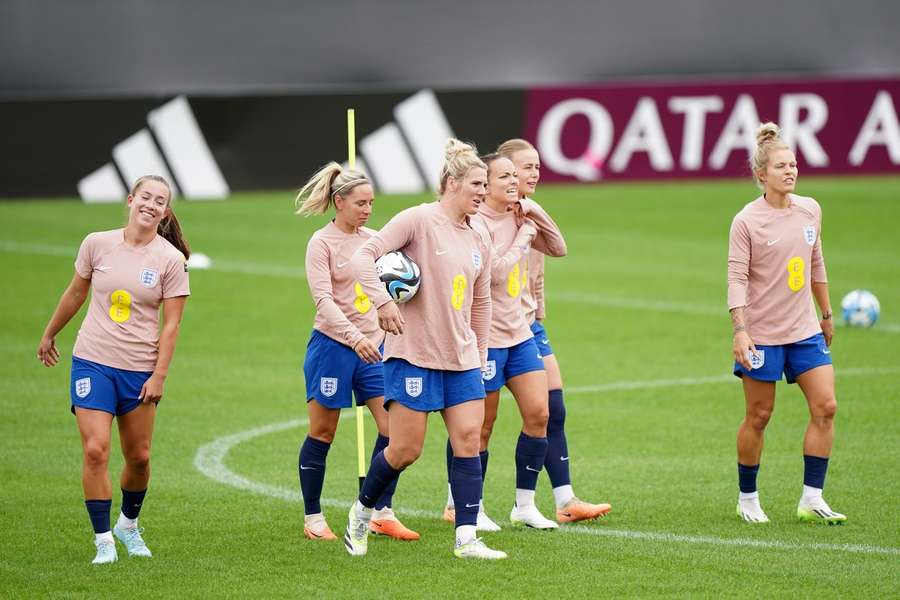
[739,491,760,502]
[447,483,454,508]
[95,531,114,543]
[115,513,137,529]
[515,488,535,508]
[304,512,323,522]
[478,499,486,514]
[354,500,373,523]
[455,524,476,546]
[801,485,823,504]
[552,485,575,508]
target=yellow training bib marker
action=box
[109,289,132,322]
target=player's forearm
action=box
[811,282,832,318]
[152,322,181,378]
[43,284,88,338]
[729,307,747,334]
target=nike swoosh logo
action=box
[560,456,569,461]
[465,503,480,508]
[541,339,549,344]
[97,266,111,271]
[766,239,779,246]
[299,465,316,470]
[525,465,540,472]
[823,349,831,354]
[336,261,349,268]
[435,249,448,255]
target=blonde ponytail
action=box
[295,162,371,216]
[496,138,535,159]
[438,139,486,194]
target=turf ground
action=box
[1,177,898,598]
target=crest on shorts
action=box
[405,377,423,398]
[320,377,338,397]
[139,268,159,288]
[802,226,816,246]
[749,350,765,370]
[472,250,482,270]
[482,360,497,381]
[75,377,91,398]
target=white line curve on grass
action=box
[194,368,900,557]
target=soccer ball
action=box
[375,251,421,304]
[840,289,880,328]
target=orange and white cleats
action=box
[556,498,612,523]
[369,508,420,541]
[442,506,456,523]
[304,513,338,540]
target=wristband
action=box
[733,325,746,334]
[821,311,833,320]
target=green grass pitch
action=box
[1,177,898,598]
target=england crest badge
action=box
[472,250,482,270]
[320,377,338,397]
[749,350,765,370]
[802,226,817,246]
[482,360,496,381]
[405,377,423,398]
[139,268,159,288]
[75,377,91,399]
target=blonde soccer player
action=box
[442,153,564,530]
[343,139,507,560]
[295,164,418,541]
[729,123,844,524]
[497,139,611,523]
[37,175,190,564]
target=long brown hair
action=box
[131,175,191,259]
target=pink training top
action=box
[518,198,567,324]
[728,194,827,345]
[351,202,492,371]
[305,221,385,349]
[73,229,190,372]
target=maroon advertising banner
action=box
[524,78,900,182]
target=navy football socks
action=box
[298,436,331,515]
[371,434,397,510]
[803,454,829,489]
[358,451,402,509]
[738,463,760,493]
[545,389,572,487]
[450,456,482,527]
[515,432,549,491]
[120,488,147,520]
[85,499,112,534]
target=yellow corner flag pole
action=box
[348,108,366,492]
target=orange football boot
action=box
[556,498,612,523]
[369,508,420,541]
[303,514,338,540]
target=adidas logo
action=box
[348,89,455,194]
[78,96,229,203]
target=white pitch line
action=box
[193,368,900,557]
[566,366,900,395]
[5,238,898,331]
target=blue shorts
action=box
[70,356,153,416]
[733,333,833,384]
[482,338,545,392]
[303,330,384,409]
[530,321,554,358]
[383,358,484,413]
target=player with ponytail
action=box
[37,175,190,564]
[729,123,843,524]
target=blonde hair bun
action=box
[756,122,782,146]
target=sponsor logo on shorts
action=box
[320,377,338,397]
[139,268,159,288]
[803,225,817,246]
[472,250,482,269]
[75,377,91,398]
[482,360,496,381]
[405,377,423,398]
[749,350,765,370]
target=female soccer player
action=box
[729,123,844,524]
[343,139,506,560]
[295,163,418,542]
[442,154,564,530]
[497,139,612,523]
[37,175,190,564]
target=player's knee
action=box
[524,405,549,433]
[308,428,336,445]
[453,428,481,456]
[126,447,151,472]
[83,440,109,470]
[812,397,837,424]
[389,444,422,468]
[747,407,773,431]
